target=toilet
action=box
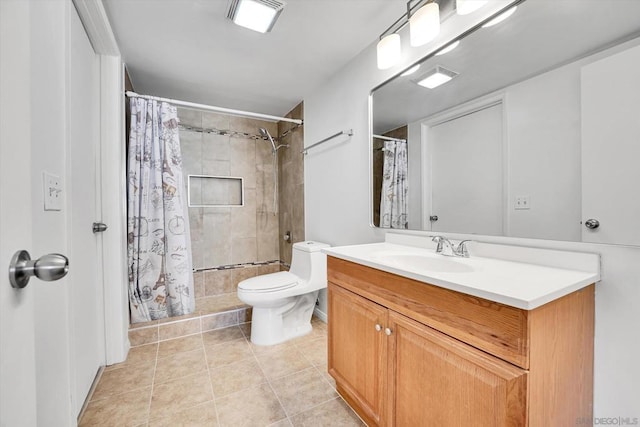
[237,241,330,346]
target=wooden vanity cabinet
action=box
[327,256,594,427]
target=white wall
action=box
[304,1,640,418]
[30,1,75,424]
[305,0,515,324]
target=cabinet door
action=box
[328,283,388,426]
[388,312,527,427]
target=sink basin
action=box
[372,252,475,273]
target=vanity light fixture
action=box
[414,65,458,89]
[409,2,440,47]
[227,0,286,33]
[482,6,517,27]
[376,0,442,70]
[435,39,460,56]
[377,34,402,70]
[456,0,487,15]
[401,64,421,76]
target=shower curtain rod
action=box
[373,134,406,143]
[125,91,303,125]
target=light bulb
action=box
[410,2,440,47]
[377,33,401,70]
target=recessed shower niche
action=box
[188,174,244,207]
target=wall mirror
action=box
[371,0,640,246]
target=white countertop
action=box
[323,238,600,310]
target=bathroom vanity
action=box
[324,236,599,426]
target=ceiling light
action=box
[435,40,460,56]
[401,64,421,76]
[227,0,285,33]
[377,34,402,70]
[456,0,487,15]
[482,6,517,28]
[410,2,440,47]
[414,66,458,89]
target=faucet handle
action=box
[454,240,472,257]
[431,236,444,253]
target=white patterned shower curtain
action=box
[380,140,408,229]
[127,98,194,323]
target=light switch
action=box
[515,195,530,210]
[43,172,62,211]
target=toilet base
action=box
[249,291,318,346]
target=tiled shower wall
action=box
[178,108,280,270]
[278,102,305,266]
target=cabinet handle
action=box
[385,327,392,336]
[375,323,382,332]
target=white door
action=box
[427,103,504,235]
[0,2,38,425]
[68,5,105,416]
[581,44,640,245]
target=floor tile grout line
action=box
[287,395,343,421]
[201,331,222,427]
[148,334,219,425]
[143,342,159,426]
[89,354,158,404]
[291,334,336,392]
[246,333,291,424]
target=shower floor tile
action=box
[82,317,364,426]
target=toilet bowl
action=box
[237,241,330,346]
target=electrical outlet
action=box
[43,172,63,211]
[515,195,530,210]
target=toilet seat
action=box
[238,271,298,293]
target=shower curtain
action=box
[380,140,408,229]
[127,98,194,323]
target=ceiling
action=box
[372,0,640,133]
[103,0,407,117]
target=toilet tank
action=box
[289,241,330,285]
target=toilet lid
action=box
[237,271,298,292]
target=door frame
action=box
[419,92,508,235]
[73,0,129,365]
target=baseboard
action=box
[313,307,328,323]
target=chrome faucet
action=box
[431,236,472,258]
[431,236,455,256]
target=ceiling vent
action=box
[227,0,286,33]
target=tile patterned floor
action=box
[80,317,365,427]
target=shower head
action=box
[259,128,277,153]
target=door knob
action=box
[93,222,108,233]
[385,327,392,336]
[375,323,382,332]
[584,219,600,229]
[9,250,69,289]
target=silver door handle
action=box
[9,250,69,289]
[584,219,600,229]
[93,222,108,233]
[385,328,392,336]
